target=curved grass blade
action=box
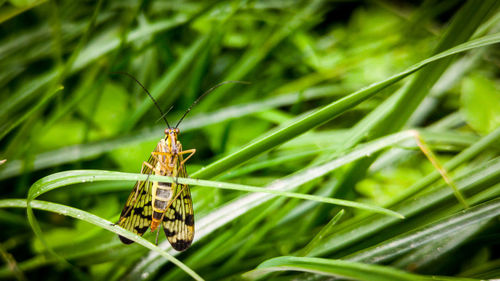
[243,256,479,281]
[27,170,402,218]
[2,199,204,281]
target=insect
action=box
[115,72,245,251]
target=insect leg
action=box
[151,151,172,171]
[143,161,155,171]
[150,152,166,165]
[178,149,196,166]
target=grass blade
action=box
[1,199,204,281]
[243,256,479,281]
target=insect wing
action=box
[117,155,156,244]
[162,158,195,251]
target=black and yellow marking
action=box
[116,131,195,251]
[161,162,195,251]
[113,73,240,252]
[117,159,154,244]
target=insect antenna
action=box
[112,71,171,128]
[175,80,250,128]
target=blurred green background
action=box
[1,0,500,280]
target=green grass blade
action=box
[0,0,47,24]
[1,199,204,281]
[298,209,345,256]
[347,197,500,264]
[0,85,63,140]
[243,256,479,281]
[26,170,402,218]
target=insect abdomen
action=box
[151,182,172,231]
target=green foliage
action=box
[461,73,500,133]
[1,1,499,281]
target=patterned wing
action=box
[162,156,195,251]
[117,155,156,244]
